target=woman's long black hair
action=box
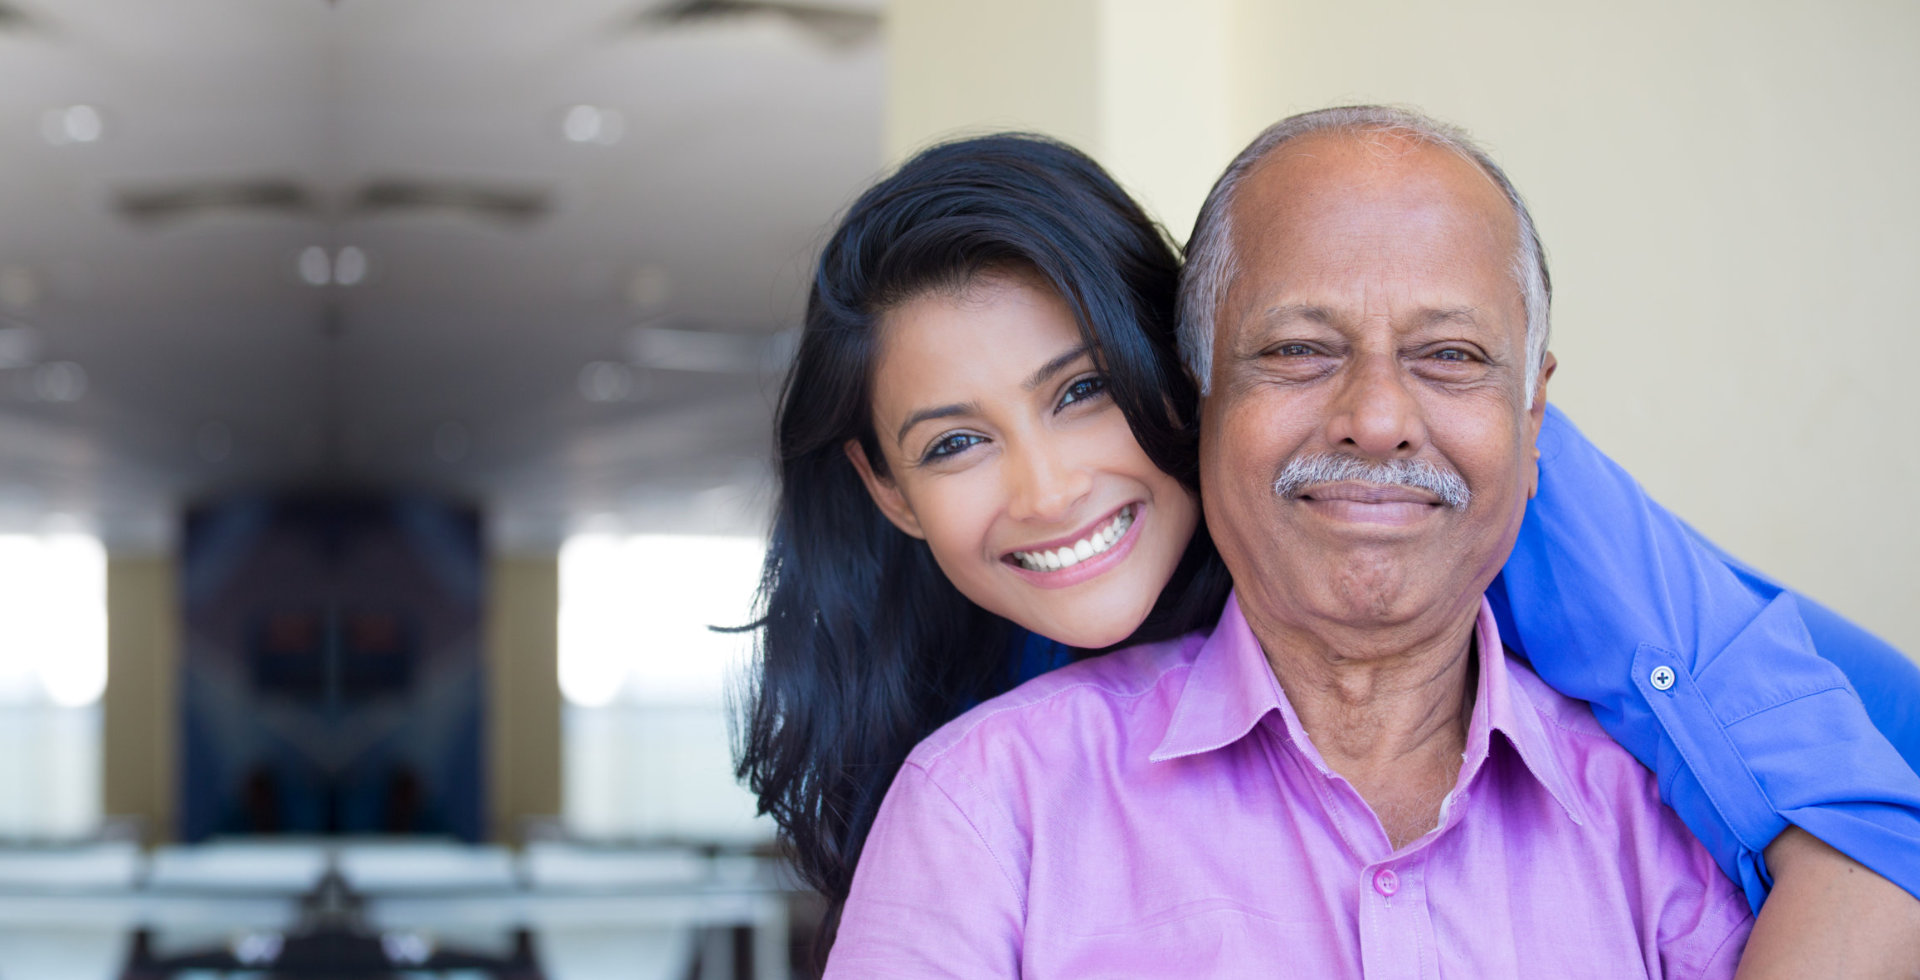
[735,134,1231,936]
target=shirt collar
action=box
[1150,590,1588,827]
[1462,599,1588,826]
[1148,590,1289,763]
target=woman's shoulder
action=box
[905,630,1209,772]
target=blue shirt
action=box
[1016,404,1920,911]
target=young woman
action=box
[736,133,1920,963]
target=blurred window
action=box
[0,534,106,839]
[557,534,769,843]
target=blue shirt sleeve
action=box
[1681,529,1920,763]
[1489,404,1920,911]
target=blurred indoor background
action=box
[0,0,1913,977]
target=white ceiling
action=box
[0,0,884,551]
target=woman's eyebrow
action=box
[1023,343,1091,391]
[896,402,978,447]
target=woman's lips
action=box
[1013,503,1128,564]
[1003,502,1146,589]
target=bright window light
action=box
[0,533,108,707]
[0,531,105,839]
[558,533,772,842]
[558,534,764,707]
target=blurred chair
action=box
[520,840,708,890]
[335,837,517,893]
[0,839,142,891]
[518,842,707,980]
[0,839,143,980]
[141,839,323,959]
[145,838,329,892]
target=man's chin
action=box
[1302,560,1436,625]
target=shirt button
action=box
[1650,665,1676,691]
[1373,868,1399,897]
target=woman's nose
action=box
[1005,441,1093,523]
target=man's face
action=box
[1198,132,1552,648]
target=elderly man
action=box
[826,108,1919,977]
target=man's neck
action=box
[1251,607,1481,850]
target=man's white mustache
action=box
[1272,453,1471,509]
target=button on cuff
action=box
[1650,665,1676,691]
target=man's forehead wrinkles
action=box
[1362,281,1392,319]
[1248,141,1511,241]
[1239,294,1497,342]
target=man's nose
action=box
[1005,439,1093,523]
[1323,352,1428,459]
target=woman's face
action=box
[846,270,1200,648]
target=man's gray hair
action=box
[1177,105,1552,397]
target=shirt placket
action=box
[1258,716,1443,978]
[1371,769,1481,979]
[1357,852,1436,980]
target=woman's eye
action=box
[923,432,985,461]
[1058,375,1109,408]
[1273,343,1317,357]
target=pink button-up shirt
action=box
[829,593,1752,978]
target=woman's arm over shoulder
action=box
[1488,404,1920,912]
[826,761,1025,978]
[1733,828,1920,979]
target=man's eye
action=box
[1272,343,1317,357]
[923,432,985,461]
[1058,375,1109,409]
[1431,348,1474,362]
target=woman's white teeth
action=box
[1013,507,1135,572]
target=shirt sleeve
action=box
[1486,404,1920,911]
[1681,529,1920,770]
[1660,884,1752,980]
[825,762,1026,978]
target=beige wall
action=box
[886,0,1236,236]
[485,554,563,842]
[103,556,178,842]
[887,0,1920,656]
[886,0,1102,156]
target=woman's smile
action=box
[1003,502,1144,587]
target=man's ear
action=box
[1529,351,1557,423]
[1525,351,1558,500]
[844,439,926,539]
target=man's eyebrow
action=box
[1023,343,1091,391]
[1422,307,1483,327]
[1259,303,1334,326]
[895,402,978,448]
[1234,305,1334,357]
